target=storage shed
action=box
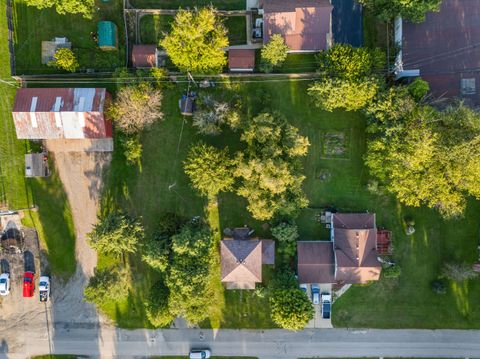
[228,49,255,72]
[132,45,158,68]
[98,21,118,50]
[25,153,49,177]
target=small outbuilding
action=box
[25,153,49,177]
[98,21,118,50]
[41,37,71,65]
[228,49,255,72]
[179,92,197,116]
[132,45,158,68]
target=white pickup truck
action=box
[39,276,50,302]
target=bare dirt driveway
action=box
[44,139,112,322]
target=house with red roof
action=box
[261,0,333,52]
[297,213,382,285]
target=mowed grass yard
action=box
[100,77,480,329]
[13,0,125,74]
[0,0,76,277]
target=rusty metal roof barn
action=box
[12,88,112,140]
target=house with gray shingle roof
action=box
[221,228,275,290]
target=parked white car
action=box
[311,284,320,305]
[189,349,211,359]
[0,273,10,296]
[39,276,50,302]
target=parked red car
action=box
[23,272,35,297]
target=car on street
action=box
[23,271,35,297]
[39,276,50,302]
[0,273,10,296]
[189,349,211,359]
[311,284,320,305]
[299,283,308,294]
[321,293,332,319]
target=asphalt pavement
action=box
[3,325,480,359]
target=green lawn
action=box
[140,15,173,44]
[224,16,247,45]
[98,78,480,329]
[1,0,76,277]
[13,0,125,74]
[22,161,76,277]
[130,0,245,9]
[276,53,318,73]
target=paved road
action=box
[2,325,479,358]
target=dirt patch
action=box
[46,140,112,276]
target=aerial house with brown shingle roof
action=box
[221,227,275,290]
[261,0,333,52]
[297,213,382,285]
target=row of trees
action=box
[184,111,310,221]
[85,211,220,327]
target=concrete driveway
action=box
[304,284,333,328]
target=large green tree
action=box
[235,112,309,220]
[88,212,143,258]
[184,143,236,197]
[316,44,385,80]
[260,34,289,73]
[308,77,380,112]
[166,222,215,324]
[359,0,442,23]
[270,288,314,330]
[24,0,95,18]
[160,8,228,74]
[366,98,480,218]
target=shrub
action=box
[431,279,447,295]
[382,264,401,279]
[408,78,430,101]
[120,135,142,166]
[48,48,79,73]
[84,267,129,305]
[270,289,314,330]
[271,222,299,260]
[145,280,174,327]
[260,34,289,73]
[88,211,143,258]
[442,262,478,282]
[108,83,163,135]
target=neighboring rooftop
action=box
[333,213,381,284]
[297,241,335,284]
[262,0,333,52]
[12,88,112,140]
[132,44,158,68]
[228,49,255,71]
[400,0,480,103]
[297,213,382,285]
[221,227,275,290]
